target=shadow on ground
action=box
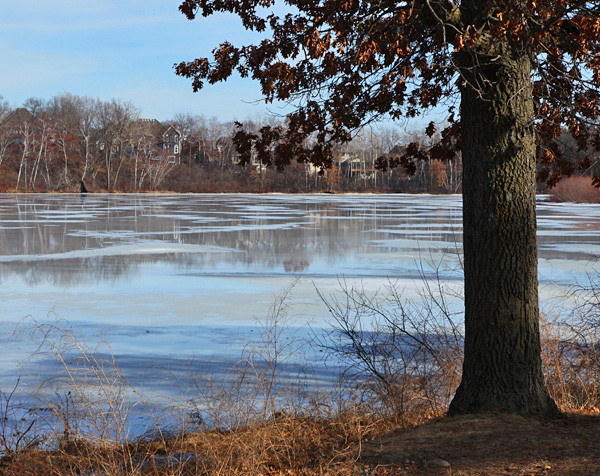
[362,413,600,475]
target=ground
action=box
[362,413,600,475]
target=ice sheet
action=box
[0,193,598,409]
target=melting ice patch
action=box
[0,242,238,262]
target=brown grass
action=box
[0,411,392,475]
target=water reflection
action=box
[0,194,465,286]
[0,194,598,290]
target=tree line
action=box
[1,93,596,195]
[0,93,465,193]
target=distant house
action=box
[0,108,38,144]
[135,118,163,140]
[161,125,182,164]
[131,119,182,165]
[0,108,36,126]
[305,152,376,180]
[335,153,376,179]
[215,135,267,171]
[0,108,50,166]
[215,136,238,164]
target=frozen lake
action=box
[1,193,599,398]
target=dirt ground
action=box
[361,413,600,475]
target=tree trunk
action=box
[82,134,90,182]
[448,43,559,417]
[105,149,111,192]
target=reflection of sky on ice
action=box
[0,193,598,407]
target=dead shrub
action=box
[10,317,185,475]
[182,282,388,474]
[186,283,310,429]
[317,273,464,428]
[541,276,600,413]
[319,266,600,420]
[548,175,600,203]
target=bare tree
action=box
[96,99,138,191]
[0,96,11,121]
[76,97,99,185]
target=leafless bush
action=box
[187,284,309,429]
[0,379,39,458]
[542,275,600,412]
[548,176,600,203]
[318,266,600,421]
[182,283,386,474]
[317,272,464,427]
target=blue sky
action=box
[0,0,284,121]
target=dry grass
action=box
[0,413,388,475]
[541,278,600,413]
[4,317,171,474]
[177,410,391,475]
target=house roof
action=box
[132,118,166,138]
[132,120,182,142]
[162,124,181,138]
[0,108,38,130]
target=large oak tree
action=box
[177,0,600,417]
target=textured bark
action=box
[448,42,559,417]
